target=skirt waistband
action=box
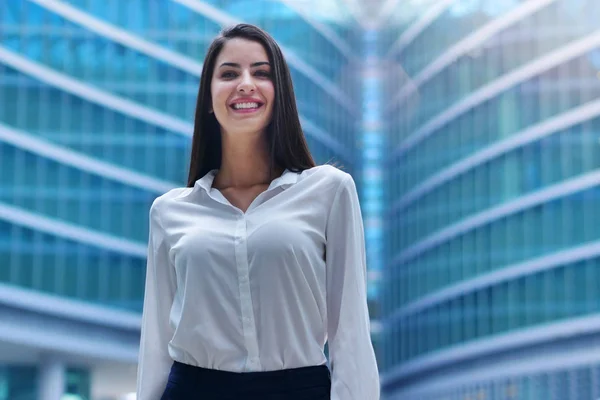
[163,361,331,399]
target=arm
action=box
[326,174,380,400]
[136,200,177,400]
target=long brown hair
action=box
[186,24,316,187]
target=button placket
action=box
[234,215,261,371]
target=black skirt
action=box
[160,361,331,400]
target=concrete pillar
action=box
[38,354,65,400]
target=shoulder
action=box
[149,186,192,223]
[295,165,357,212]
[300,164,353,190]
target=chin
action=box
[226,124,268,137]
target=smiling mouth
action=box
[230,102,263,111]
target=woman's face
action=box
[210,38,275,137]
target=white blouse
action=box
[136,165,380,400]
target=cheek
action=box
[261,83,275,105]
[209,84,217,110]
[211,83,229,107]
[265,83,275,100]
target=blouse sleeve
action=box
[325,174,380,400]
[136,200,177,400]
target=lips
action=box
[229,98,264,112]
[231,102,262,110]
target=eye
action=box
[221,71,238,79]
[255,70,271,78]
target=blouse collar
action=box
[194,168,299,195]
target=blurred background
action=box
[1,0,599,399]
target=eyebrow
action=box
[219,62,270,68]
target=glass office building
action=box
[5,0,600,399]
[380,0,600,399]
[0,1,363,398]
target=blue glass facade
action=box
[0,0,359,309]
[0,1,362,398]
[380,0,600,399]
[5,0,600,398]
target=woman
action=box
[136,23,379,400]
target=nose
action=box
[237,71,256,93]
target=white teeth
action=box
[233,102,259,110]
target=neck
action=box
[214,129,279,189]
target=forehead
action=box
[216,38,269,65]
